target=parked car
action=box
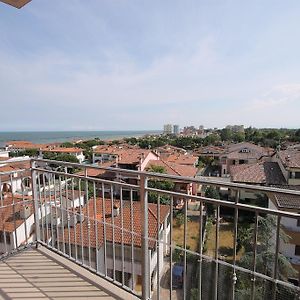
[172,264,184,289]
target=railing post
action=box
[141,174,150,300]
[231,190,239,300]
[31,160,40,247]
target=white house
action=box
[0,195,35,254]
[58,198,170,293]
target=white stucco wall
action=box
[140,152,159,171]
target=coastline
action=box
[0,130,161,147]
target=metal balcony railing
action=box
[1,159,300,300]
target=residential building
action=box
[228,155,300,279]
[165,153,198,167]
[154,144,187,160]
[229,161,286,201]
[146,159,198,208]
[0,194,35,254]
[92,144,138,164]
[0,160,31,194]
[173,125,180,135]
[219,142,273,176]
[0,150,9,158]
[58,198,170,292]
[272,149,300,185]
[194,145,226,159]
[91,148,160,189]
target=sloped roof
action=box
[278,150,300,169]
[0,160,31,182]
[59,198,170,249]
[76,162,116,177]
[0,194,33,233]
[269,186,300,210]
[146,159,197,178]
[165,154,198,166]
[227,142,268,153]
[117,149,155,165]
[230,162,286,185]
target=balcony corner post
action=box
[141,174,150,300]
[31,160,40,248]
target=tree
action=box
[9,148,39,158]
[61,142,74,148]
[203,134,221,146]
[146,165,175,205]
[204,186,220,216]
[220,128,232,141]
[236,216,297,297]
[232,132,245,142]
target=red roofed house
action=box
[229,154,300,277]
[58,198,170,293]
[229,161,286,202]
[146,159,198,208]
[165,153,198,167]
[220,142,273,177]
[272,149,300,186]
[269,149,300,273]
[0,195,35,254]
[92,147,159,185]
[0,160,31,194]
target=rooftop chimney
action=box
[20,205,31,219]
[113,203,120,217]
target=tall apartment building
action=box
[163,124,173,135]
[173,125,179,135]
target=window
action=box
[295,245,300,256]
[295,172,300,179]
[240,148,250,153]
[0,231,10,244]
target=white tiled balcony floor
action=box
[0,246,137,300]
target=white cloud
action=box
[245,84,300,111]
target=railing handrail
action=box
[31,158,300,197]
[2,159,300,299]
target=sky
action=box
[0,0,300,131]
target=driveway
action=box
[152,257,193,300]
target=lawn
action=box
[172,217,200,252]
[205,222,244,262]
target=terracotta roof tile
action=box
[59,198,170,250]
[278,150,300,169]
[165,154,198,166]
[269,186,300,210]
[0,195,33,233]
[146,160,197,178]
[230,162,286,185]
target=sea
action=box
[0,131,161,147]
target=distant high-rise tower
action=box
[173,125,180,135]
[163,124,173,135]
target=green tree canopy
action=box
[146,165,175,205]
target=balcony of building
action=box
[1,159,300,299]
